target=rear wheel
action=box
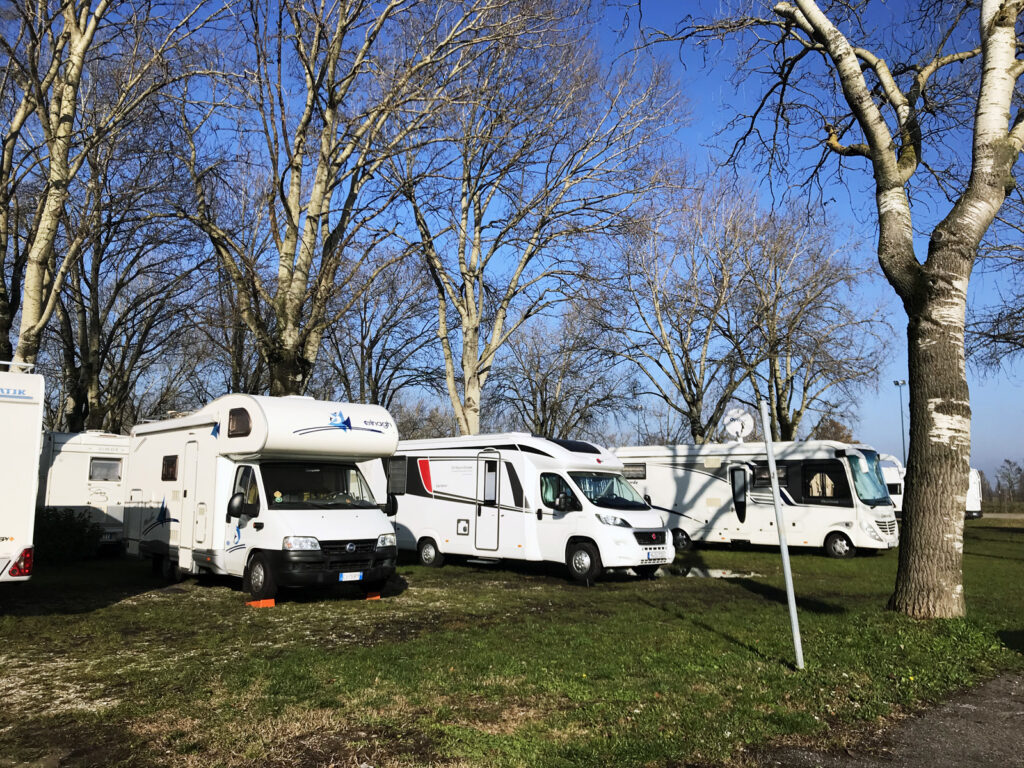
[824,532,855,559]
[566,541,602,584]
[672,529,692,551]
[247,553,278,600]
[159,554,181,583]
[417,538,445,567]
[634,564,660,579]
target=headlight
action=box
[376,532,397,549]
[860,521,882,542]
[595,514,631,528]
[282,536,320,551]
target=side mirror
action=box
[643,494,652,505]
[227,492,245,521]
[554,492,571,512]
[730,467,748,524]
[381,493,398,517]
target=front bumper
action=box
[601,529,673,568]
[268,544,398,587]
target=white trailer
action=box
[879,454,905,517]
[37,431,130,547]
[966,467,983,519]
[123,394,400,599]
[0,367,45,582]
[377,434,673,583]
[614,441,899,558]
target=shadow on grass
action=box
[0,558,162,617]
[998,630,1024,653]
[733,577,847,615]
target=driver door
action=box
[225,465,260,575]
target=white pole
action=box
[759,399,805,670]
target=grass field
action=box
[1,518,1021,768]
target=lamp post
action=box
[893,379,907,464]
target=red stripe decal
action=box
[418,458,433,494]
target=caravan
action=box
[0,367,45,582]
[878,454,905,517]
[377,434,673,582]
[614,441,899,558]
[123,395,400,599]
[37,431,130,548]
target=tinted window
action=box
[540,473,578,508]
[801,461,852,506]
[228,408,252,437]
[387,455,408,494]
[753,464,788,488]
[89,457,122,482]
[622,463,646,480]
[161,455,178,481]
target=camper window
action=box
[753,464,788,489]
[540,473,578,510]
[89,457,122,482]
[228,408,252,437]
[800,462,852,506]
[387,456,408,494]
[622,463,646,480]
[161,455,178,481]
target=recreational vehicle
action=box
[966,467,983,519]
[0,367,45,582]
[37,431,130,547]
[879,454,905,517]
[123,394,400,599]
[614,441,899,558]
[378,434,673,582]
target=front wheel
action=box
[247,553,278,600]
[672,529,692,551]
[566,541,603,584]
[824,532,855,559]
[417,538,445,567]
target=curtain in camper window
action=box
[540,473,576,508]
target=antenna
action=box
[722,408,754,442]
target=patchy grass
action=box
[1,520,1021,767]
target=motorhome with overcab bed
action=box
[614,441,899,558]
[0,366,45,582]
[123,394,400,600]
[373,434,673,583]
[37,431,130,549]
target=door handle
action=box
[253,522,264,531]
[476,505,482,517]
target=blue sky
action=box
[607,3,1022,479]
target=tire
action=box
[824,532,855,559]
[417,538,445,567]
[247,552,278,600]
[566,541,603,584]
[634,564,660,579]
[672,529,692,551]
[160,553,181,583]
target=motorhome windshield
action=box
[568,472,649,510]
[848,450,891,507]
[259,462,378,510]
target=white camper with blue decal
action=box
[0,366,45,582]
[376,434,673,583]
[123,394,399,599]
[614,441,899,558]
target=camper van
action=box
[879,454,905,517]
[0,367,45,582]
[966,467,983,519]
[614,441,899,558]
[123,394,400,599]
[37,431,130,548]
[378,434,673,582]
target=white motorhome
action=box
[377,434,673,582]
[37,431,130,547]
[123,394,400,599]
[879,454,906,517]
[614,441,899,558]
[0,367,45,582]
[966,467,983,519]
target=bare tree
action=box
[178,0,515,396]
[657,0,1024,618]
[394,4,677,433]
[1,0,224,369]
[485,309,635,440]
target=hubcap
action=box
[834,537,850,555]
[571,549,592,574]
[422,544,435,564]
[251,562,264,592]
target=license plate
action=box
[339,572,364,582]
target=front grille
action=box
[634,531,666,546]
[320,539,376,556]
[877,519,897,536]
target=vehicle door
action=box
[225,464,262,576]
[177,440,199,569]
[536,472,581,562]
[797,460,855,543]
[475,451,500,551]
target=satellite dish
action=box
[723,408,754,442]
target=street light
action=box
[893,379,907,465]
